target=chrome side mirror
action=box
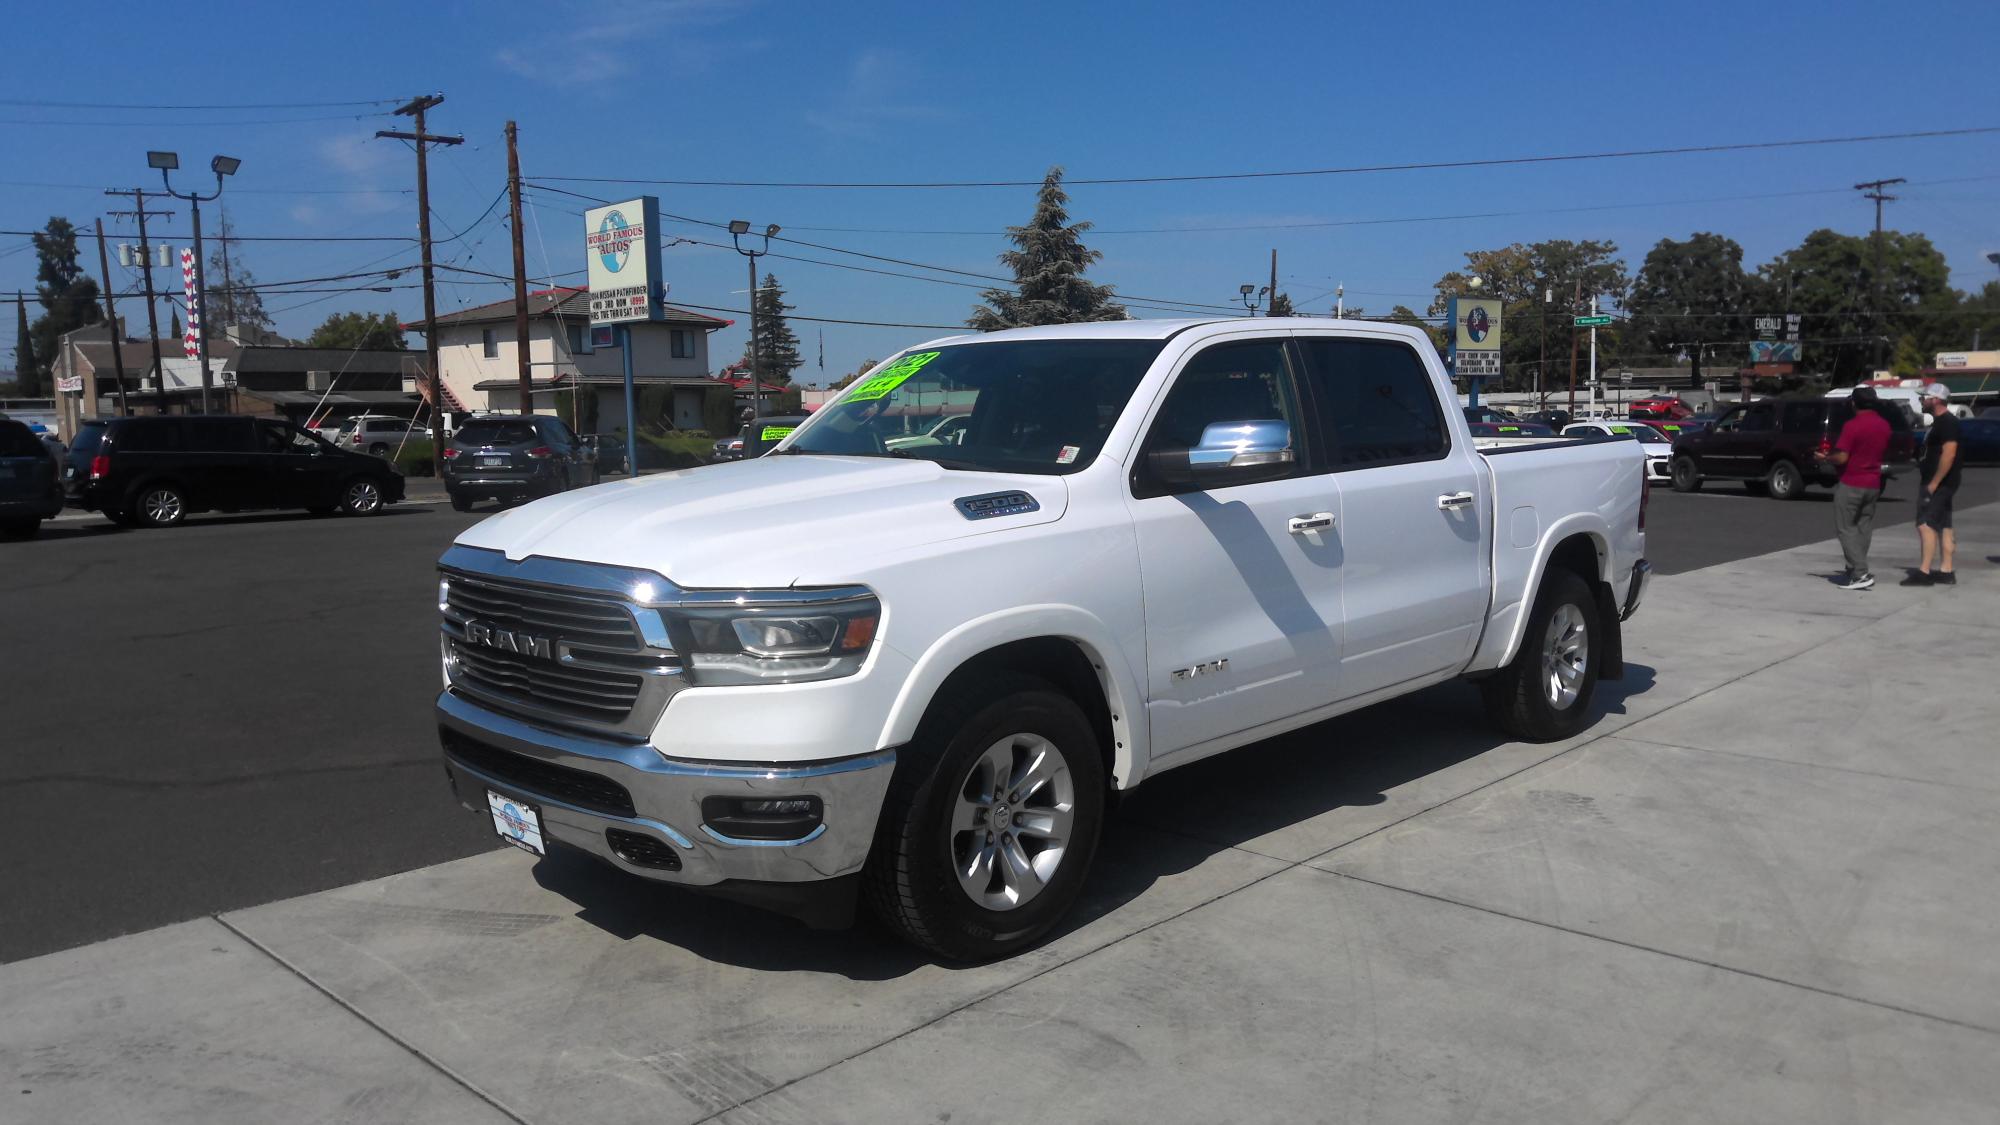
[1188,419,1294,471]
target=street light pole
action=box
[1237,283,1266,315]
[729,220,780,456]
[151,152,239,414]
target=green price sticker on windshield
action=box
[1498,425,1519,432]
[1610,426,1631,434]
[760,425,795,442]
[846,351,940,402]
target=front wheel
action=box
[1481,568,1601,742]
[864,674,1106,961]
[1766,459,1805,501]
[1670,456,1702,493]
[339,478,385,515]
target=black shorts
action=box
[1916,484,1956,530]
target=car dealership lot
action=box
[4,477,1998,1122]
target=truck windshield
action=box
[784,339,1165,474]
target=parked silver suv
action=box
[333,415,420,457]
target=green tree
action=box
[1266,291,1296,317]
[1626,232,1755,388]
[205,212,273,336]
[1757,228,1954,384]
[27,217,103,393]
[12,296,36,395]
[742,272,803,384]
[970,166,1126,329]
[1429,239,1629,391]
[1958,281,2000,355]
[305,310,406,351]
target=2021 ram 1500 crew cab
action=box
[434,319,1650,960]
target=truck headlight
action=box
[671,597,880,685]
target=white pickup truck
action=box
[434,318,1651,959]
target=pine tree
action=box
[741,272,803,384]
[13,296,37,396]
[27,216,102,392]
[206,210,273,336]
[969,166,1126,329]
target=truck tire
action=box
[1766,459,1805,501]
[864,673,1106,961]
[1481,568,1600,742]
[1670,456,1702,493]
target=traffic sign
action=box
[1573,314,1612,327]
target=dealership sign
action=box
[584,197,664,325]
[1449,296,1503,379]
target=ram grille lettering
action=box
[464,620,554,660]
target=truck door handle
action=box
[1437,492,1475,510]
[1288,512,1336,534]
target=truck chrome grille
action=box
[439,568,682,738]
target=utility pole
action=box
[378,94,463,468]
[92,219,131,417]
[1566,280,1581,416]
[105,188,173,411]
[1539,285,1549,407]
[216,201,234,330]
[505,120,533,416]
[1267,249,1279,316]
[1854,177,1905,376]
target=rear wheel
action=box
[1670,456,1702,493]
[1766,459,1805,501]
[450,492,475,512]
[864,674,1106,961]
[339,478,384,515]
[1481,568,1601,742]
[368,441,390,456]
[135,484,187,528]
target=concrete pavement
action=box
[5,506,1997,1123]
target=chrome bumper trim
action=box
[437,689,895,886]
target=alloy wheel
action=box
[142,489,183,525]
[345,481,382,513]
[1541,603,1589,710]
[949,733,1077,911]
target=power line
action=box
[0,228,413,243]
[0,179,410,196]
[0,111,397,127]
[0,97,406,110]
[528,126,2000,190]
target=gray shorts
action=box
[1916,484,1955,531]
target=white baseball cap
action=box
[1920,383,1950,402]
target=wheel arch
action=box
[1482,520,1621,673]
[879,607,1147,790]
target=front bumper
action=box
[1620,558,1652,621]
[436,689,895,887]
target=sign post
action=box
[585,197,664,478]
[1449,296,1503,406]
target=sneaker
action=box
[1934,572,1956,586]
[1840,572,1876,590]
[1899,571,1933,587]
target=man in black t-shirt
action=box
[1902,383,1961,587]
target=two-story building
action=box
[416,288,733,433]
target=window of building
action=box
[565,323,592,355]
[671,329,696,359]
[481,328,498,359]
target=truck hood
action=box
[451,454,1069,589]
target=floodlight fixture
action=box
[764,223,781,238]
[147,151,179,170]
[211,155,241,176]
[728,219,751,235]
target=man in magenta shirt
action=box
[1815,385,1890,590]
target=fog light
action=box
[701,795,824,841]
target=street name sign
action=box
[1573,314,1612,327]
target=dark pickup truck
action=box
[1668,397,1916,500]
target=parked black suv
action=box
[1668,397,1917,500]
[440,415,597,511]
[65,415,405,528]
[1,418,64,539]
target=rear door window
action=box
[116,420,186,452]
[1295,337,1447,468]
[184,418,254,452]
[1739,403,1777,433]
[1781,403,1825,434]
[456,420,538,446]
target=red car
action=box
[1628,396,1694,420]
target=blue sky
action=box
[5,0,1997,384]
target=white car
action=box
[433,318,1649,959]
[882,414,970,451]
[1563,420,1674,481]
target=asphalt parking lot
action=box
[4,474,1996,1123]
[2,471,1994,964]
